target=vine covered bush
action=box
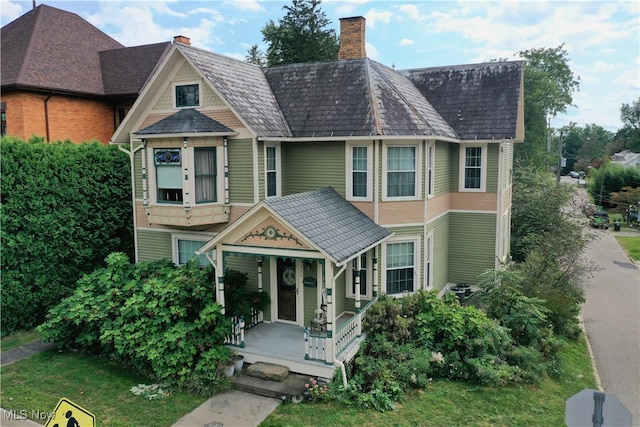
[38,253,233,396]
[333,290,562,411]
[1,137,134,335]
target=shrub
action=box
[38,253,233,396]
[224,269,270,321]
[1,137,133,335]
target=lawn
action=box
[1,330,42,352]
[616,236,640,261]
[1,337,596,426]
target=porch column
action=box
[216,248,225,314]
[324,259,335,364]
[373,246,379,297]
[256,256,263,292]
[354,254,362,336]
[182,137,190,209]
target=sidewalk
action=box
[1,340,281,427]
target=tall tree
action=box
[260,0,339,66]
[609,98,640,154]
[515,45,581,166]
[245,44,266,66]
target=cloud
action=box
[400,38,414,46]
[364,8,392,29]
[0,0,24,24]
[228,0,264,12]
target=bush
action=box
[1,137,134,335]
[38,253,233,396]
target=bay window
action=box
[385,241,416,295]
[386,146,417,198]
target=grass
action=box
[1,330,42,352]
[616,236,640,261]
[0,349,207,427]
[0,336,596,427]
[262,337,597,427]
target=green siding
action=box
[448,212,496,284]
[257,141,265,198]
[449,144,460,192]
[282,142,345,196]
[133,149,143,200]
[334,273,346,316]
[427,213,450,290]
[434,141,451,197]
[137,229,172,261]
[227,138,254,203]
[223,255,273,322]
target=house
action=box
[0,4,171,143]
[110,17,524,378]
[611,150,640,169]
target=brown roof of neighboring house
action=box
[1,4,170,97]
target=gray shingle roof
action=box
[400,62,523,140]
[136,108,234,135]
[265,187,392,264]
[177,44,292,138]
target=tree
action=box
[260,0,339,66]
[515,45,581,166]
[245,44,266,66]
[609,98,640,154]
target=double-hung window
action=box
[385,241,415,295]
[351,146,368,198]
[265,145,279,197]
[175,83,199,108]
[387,146,416,198]
[461,145,485,191]
[194,148,216,203]
[155,148,183,203]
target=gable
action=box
[234,217,312,250]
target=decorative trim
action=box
[240,226,303,246]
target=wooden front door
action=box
[277,258,297,321]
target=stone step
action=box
[232,364,309,400]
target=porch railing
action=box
[304,328,326,361]
[224,308,263,348]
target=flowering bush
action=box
[304,377,332,402]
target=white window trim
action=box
[172,233,213,265]
[264,143,281,198]
[426,142,435,199]
[382,143,422,201]
[345,252,373,300]
[148,144,224,206]
[173,80,202,109]
[459,143,487,192]
[382,235,421,297]
[346,142,373,201]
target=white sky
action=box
[2,0,638,132]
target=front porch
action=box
[227,310,369,378]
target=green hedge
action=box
[1,136,134,335]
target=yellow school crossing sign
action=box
[45,398,95,427]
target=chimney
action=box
[338,17,366,60]
[173,35,191,46]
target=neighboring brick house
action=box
[0,4,171,143]
[111,16,524,377]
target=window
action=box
[176,239,208,266]
[352,146,368,198]
[265,145,279,197]
[347,253,371,299]
[463,146,483,190]
[427,143,434,198]
[385,241,415,295]
[194,148,217,203]
[1,102,6,136]
[387,146,416,198]
[175,84,199,107]
[155,148,183,203]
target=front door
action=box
[277,258,297,321]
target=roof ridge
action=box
[363,59,383,136]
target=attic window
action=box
[175,84,200,107]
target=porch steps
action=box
[233,363,309,400]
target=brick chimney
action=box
[173,35,191,46]
[339,17,366,60]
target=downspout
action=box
[44,91,53,142]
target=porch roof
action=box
[197,187,393,265]
[134,108,235,136]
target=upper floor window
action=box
[152,146,220,205]
[194,148,217,203]
[175,84,200,108]
[386,146,417,198]
[460,145,486,191]
[155,148,183,203]
[265,144,280,197]
[352,146,368,198]
[385,240,416,295]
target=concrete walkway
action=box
[1,340,281,427]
